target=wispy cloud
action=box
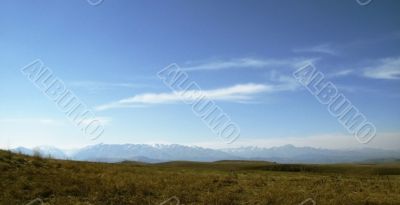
[267,72,301,91]
[95,83,291,111]
[335,85,379,93]
[363,57,400,80]
[182,57,313,71]
[68,81,151,91]
[327,69,354,78]
[293,43,337,55]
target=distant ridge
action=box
[10,144,400,164]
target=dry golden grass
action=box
[1,150,399,205]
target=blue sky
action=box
[1,0,400,149]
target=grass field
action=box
[1,150,399,205]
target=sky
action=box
[1,0,400,150]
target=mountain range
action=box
[10,143,400,164]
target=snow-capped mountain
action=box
[73,144,234,162]
[10,144,400,164]
[223,145,400,163]
[12,147,34,156]
[12,146,67,159]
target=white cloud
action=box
[327,69,354,78]
[363,57,400,80]
[68,81,150,91]
[335,84,382,94]
[267,71,302,91]
[182,57,313,71]
[95,83,290,111]
[293,43,337,55]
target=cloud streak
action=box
[95,83,293,111]
[326,69,354,78]
[293,44,337,55]
[68,81,151,91]
[182,57,313,71]
[363,57,400,80]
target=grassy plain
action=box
[1,150,399,205]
